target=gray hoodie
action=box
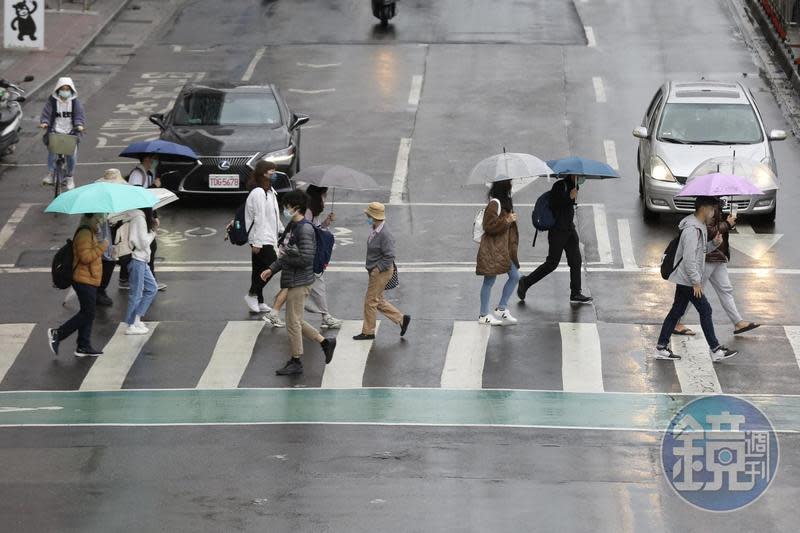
[669,214,719,287]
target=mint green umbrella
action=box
[45,182,157,214]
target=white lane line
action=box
[297,62,342,68]
[241,47,266,82]
[592,204,613,264]
[672,326,721,394]
[560,323,604,392]
[0,324,35,384]
[389,138,412,205]
[0,203,39,250]
[440,322,491,389]
[617,218,638,269]
[288,88,336,95]
[172,45,183,52]
[584,26,596,47]
[321,321,378,388]
[408,74,424,107]
[592,76,606,103]
[604,140,619,170]
[196,321,265,389]
[786,327,800,372]
[80,322,159,391]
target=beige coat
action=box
[476,200,519,276]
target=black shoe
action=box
[96,291,113,307]
[276,358,303,376]
[47,328,60,356]
[321,338,337,364]
[118,280,129,290]
[400,315,411,337]
[517,278,529,301]
[353,333,375,341]
[570,293,593,304]
[74,346,103,357]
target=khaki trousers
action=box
[286,285,324,357]
[362,268,403,335]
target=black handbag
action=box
[384,262,399,290]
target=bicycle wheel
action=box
[53,161,63,198]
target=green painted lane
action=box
[1,389,800,431]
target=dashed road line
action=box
[408,74,424,107]
[591,204,613,265]
[0,203,39,250]
[584,26,597,47]
[617,218,638,269]
[389,138,412,204]
[241,47,266,82]
[592,76,606,103]
[603,139,619,170]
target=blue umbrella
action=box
[119,140,199,162]
[546,156,620,179]
[45,182,157,214]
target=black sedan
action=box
[149,82,308,195]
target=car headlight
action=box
[260,146,295,164]
[649,156,675,182]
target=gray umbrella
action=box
[292,165,381,190]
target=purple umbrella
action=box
[675,173,763,198]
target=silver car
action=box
[634,81,786,222]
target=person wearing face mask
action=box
[47,213,108,357]
[655,196,738,363]
[517,174,593,305]
[353,202,411,341]
[39,77,86,191]
[123,208,158,335]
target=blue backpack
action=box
[530,190,556,246]
[301,220,335,274]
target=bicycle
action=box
[44,132,79,198]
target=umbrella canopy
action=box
[119,140,199,162]
[45,182,157,214]
[689,156,778,191]
[107,188,179,224]
[675,173,763,198]
[468,152,553,184]
[292,165,381,190]
[546,156,620,179]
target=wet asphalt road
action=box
[2,0,800,530]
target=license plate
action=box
[209,174,240,189]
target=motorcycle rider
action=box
[39,77,85,191]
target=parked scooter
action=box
[371,0,397,26]
[0,75,34,157]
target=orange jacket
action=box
[72,226,107,287]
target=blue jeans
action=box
[125,259,157,325]
[47,150,77,177]
[480,264,520,316]
[657,284,720,349]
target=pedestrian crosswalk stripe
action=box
[80,322,159,391]
[786,326,800,372]
[671,326,722,394]
[560,323,604,392]
[196,321,265,389]
[321,321,379,388]
[0,324,35,384]
[441,322,491,389]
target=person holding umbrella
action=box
[123,207,159,335]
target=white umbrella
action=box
[107,188,178,223]
[689,155,778,191]
[468,151,553,184]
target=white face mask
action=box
[58,90,72,100]
[283,208,294,219]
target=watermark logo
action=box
[661,395,779,512]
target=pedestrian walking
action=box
[655,196,738,362]
[244,161,283,314]
[94,169,129,306]
[39,77,85,190]
[674,199,759,337]
[304,185,342,329]
[125,155,166,291]
[476,179,520,325]
[517,174,593,304]
[123,208,158,335]
[353,202,411,340]
[47,214,108,357]
[260,190,336,376]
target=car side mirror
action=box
[290,113,310,131]
[632,126,649,139]
[271,171,293,193]
[768,129,787,141]
[149,113,166,129]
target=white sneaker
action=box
[133,318,149,333]
[263,310,285,328]
[64,177,75,190]
[711,346,739,363]
[125,323,149,335]
[42,173,54,185]
[258,303,272,313]
[495,308,518,325]
[478,314,503,326]
[321,314,343,329]
[244,294,260,313]
[157,281,167,291]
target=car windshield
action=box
[657,103,763,144]
[173,90,282,127]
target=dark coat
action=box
[706,204,733,262]
[550,178,576,232]
[269,220,316,288]
[476,199,519,277]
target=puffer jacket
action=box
[476,199,519,277]
[269,220,316,288]
[72,226,107,287]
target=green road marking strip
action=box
[0,389,799,431]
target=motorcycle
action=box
[0,75,34,158]
[371,0,397,26]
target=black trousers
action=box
[57,282,96,349]
[99,259,116,292]
[522,227,582,294]
[249,245,277,304]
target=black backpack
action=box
[530,190,557,246]
[660,228,700,280]
[51,225,89,289]
[227,202,252,246]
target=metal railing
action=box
[760,0,800,40]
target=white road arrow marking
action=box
[0,406,63,414]
[729,222,783,260]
